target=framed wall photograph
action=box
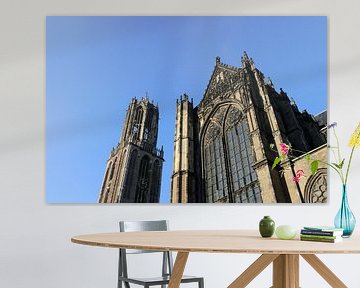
[46,16,327,204]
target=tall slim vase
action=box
[334,185,356,237]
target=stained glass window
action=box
[203,105,262,203]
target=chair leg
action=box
[199,278,204,288]
[161,252,168,288]
[118,250,122,288]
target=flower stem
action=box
[270,146,345,183]
[330,147,339,164]
[333,128,342,165]
[345,145,356,185]
[333,128,346,181]
[317,159,344,183]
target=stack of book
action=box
[300,226,344,243]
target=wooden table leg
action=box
[301,254,347,288]
[168,252,189,288]
[228,254,279,288]
[272,254,299,288]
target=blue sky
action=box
[46,16,327,203]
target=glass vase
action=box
[334,185,356,237]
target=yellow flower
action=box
[349,122,360,147]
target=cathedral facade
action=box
[98,97,164,203]
[171,52,327,204]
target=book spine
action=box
[300,234,337,240]
[300,237,338,243]
[301,230,337,236]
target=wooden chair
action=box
[118,220,204,288]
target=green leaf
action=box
[332,163,341,169]
[270,143,275,149]
[272,157,281,169]
[305,154,311,162]
[310,160,319,175]
[332,159,345,169]
[339,159,345,169]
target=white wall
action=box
[1,0,360,287]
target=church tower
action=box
[170,94,203,203]
[98,97,164,203]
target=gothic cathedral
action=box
[171,52,327,204]
[98,97,164,203]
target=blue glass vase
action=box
[334,185,356,237]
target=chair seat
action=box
[119,274,203,286]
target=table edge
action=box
[71,235,360,255]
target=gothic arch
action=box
[107,161,113,175]
[118,149,127,174]
[104,188,110,202]
[200,99,244,141]
[150,160,161,202]
[304,168,327,203]
[135,155,151,203]
[122,149,138,201]
[101,162,111,193]
[109,157,117,180]
[133,106,144,140]
[134,106,144,125]
[200,101,261,203]
[114,150,126,202]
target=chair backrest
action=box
[120,220,168,232]
[118,220,173,281]
[119,220,168,254]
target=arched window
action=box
[104,188,110,203]
[304,168,327,203]
[100,162,112,197]
[133,107,144,139]
[109,157,117,180]
[150,160,161,202]
[122,150,138,201]
[203,121,226,202]
[135,155,150,203]
[202,104,262,203]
